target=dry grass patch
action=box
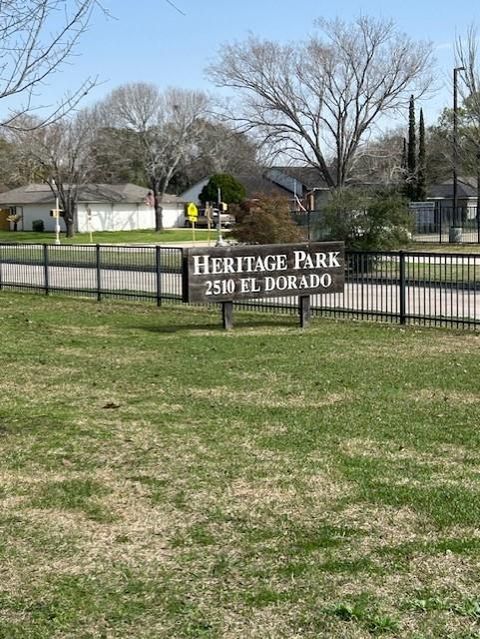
[50,324,118,338]
[410,387,480,405]
[188,385,352,409]
[395,334,480,357]
[2,472,176,579]
[331,503,421,548]
[230,370,291,384]
[222,607,308,639]
[340,437,480,469]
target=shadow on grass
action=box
[132,317,300,334]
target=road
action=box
[2,262,480,324]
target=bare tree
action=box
[456,26,480,216]
[350,128,406,185]
[208,16,435,189]
[99,83,209,230]
[171,120,260,191]
[86,125,148,185]
[0,0,104,130]
[10,108,100,236]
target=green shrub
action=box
[32,219,45,232]
[232,194,305,244]
[199,174,246,205]
[323,188,412,251]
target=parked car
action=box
[184,208,235,229]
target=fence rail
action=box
[0,243,184,303]
[2,243,480,330]
[412,204,480,244]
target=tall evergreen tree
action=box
[401,137,407,172]
[405,94,417,199]
[417,108,427,200]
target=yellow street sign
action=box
[187,202,198,220]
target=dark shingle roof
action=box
[0,184,184,206]
[428,178,478,199]
[267,166,331,190]
[234,174,292,198]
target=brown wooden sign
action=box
[182,242,345,304]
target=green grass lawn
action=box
[0,228,222,245]
[2,294,480,638]
[407,242,480,254]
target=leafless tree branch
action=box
[99,83,209,230]
[207,16,435,188]
[0,1,106,130]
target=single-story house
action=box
[180,173,292,205]
[427,177,478,216]
[180,168,329,210]
[0,183,187,232]
[264,167,331,209]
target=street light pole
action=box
[451,66,466,242]
[51,178,61,245]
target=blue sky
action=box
[36,0,480,130]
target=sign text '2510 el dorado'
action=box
[182,242,345,304]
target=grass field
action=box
[2,294,480,638]
[0,228,219,245]
[407,242,480,254]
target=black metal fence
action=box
[412,205,480,243]
[0,243,183,303]
[311,251,480,328]
[235,251,480,329]
[2,243,480,330]
[293,203,480,245]
[291,211,328,241]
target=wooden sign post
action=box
[299,295,311,328]
[182,242,345,330]
[222,300,234,330]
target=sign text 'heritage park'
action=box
[182,242,345,328]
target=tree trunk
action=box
[152,179,163,232]
[154,200,164,232]
[477,158,480,228]
[64,202,75,238]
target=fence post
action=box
[399,250,406,325]
[96,244,101,301]
[0,244,3,291]
[43,244,49,295]
[156,245,162,307]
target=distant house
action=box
[406,178,480,234]
[180,168,329,210]
[264,167,331,209]
[180,173,291,205]
[0,183,187,232]
[427,177,478,215]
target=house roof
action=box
[428,178,478,200]
[182,169,324,200]
[234,174,292,198]
[0,183,184,206]
[267,166,331,191]
[180,173,293,202]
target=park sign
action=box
[182,242,345,321]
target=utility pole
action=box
[451,66,465,242]
[51,179,62,245]
[216,187,227,246]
